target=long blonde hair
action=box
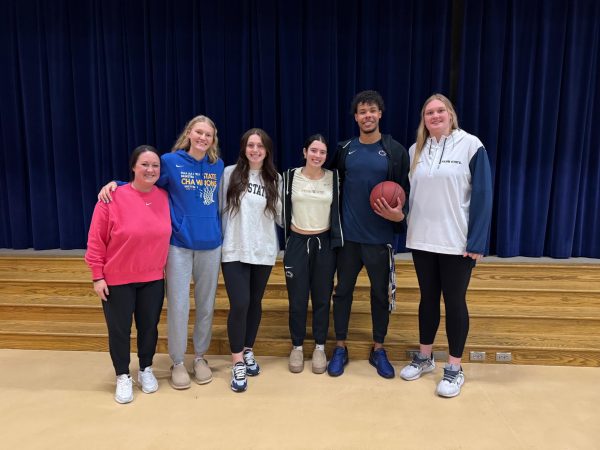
[411,94,459,174]
[171,115,220,164]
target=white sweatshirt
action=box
[220,165,282,265]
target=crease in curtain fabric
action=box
[456,0,600,257]
[5,0,598,258]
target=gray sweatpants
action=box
[166,245,221,364]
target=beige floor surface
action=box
[1,349,598,450]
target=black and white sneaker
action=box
[231,362,247,393]
[243,349,260,376]
[436,366,465,398]
[400,354,436,381]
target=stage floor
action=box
[1,349,598,449]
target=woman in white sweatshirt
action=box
[220,128,282,393]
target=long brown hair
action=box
[411,93,459,174]
[226,128,279,217]
[171,115,220,163]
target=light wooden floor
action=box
[1,349,598,449]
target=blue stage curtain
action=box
[455,0,600,257]
[0,0,451,250]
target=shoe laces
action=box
[116,375,132,390]
[233,363,246,381]
[442,368,461,383]
[243,350,256,366]
[410,354,431,369]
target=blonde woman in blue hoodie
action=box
[98,115,224,390]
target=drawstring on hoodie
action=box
[306,236,322,255]
[437,139,447,169]
[192,156,205,199]
[427,133,455,174]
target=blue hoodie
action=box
[157,150,224,250]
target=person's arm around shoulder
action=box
[98,181,121,203]
[325,140,351,178]
[325,143,341,171]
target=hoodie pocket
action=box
[174,214,221,247]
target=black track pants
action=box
[101,279,165,375]
[332,240,391,343]
[284,230,336,346]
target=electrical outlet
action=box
[496,352,512,362]
[470,351,486,361]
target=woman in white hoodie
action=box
[399,94,493,398]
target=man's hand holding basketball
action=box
[373,197,405,222]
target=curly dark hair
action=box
[350,90,385,114]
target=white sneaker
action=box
[115,374,133,404]
[436,367,465,398]
[137,366,158,394]
[400,354,436,381]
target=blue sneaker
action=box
[327,346,349,377]
[231,362,247,392]
[243,349,260,376]
[369,347,395,379]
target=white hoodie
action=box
[406,129,492,255]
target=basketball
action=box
[370,181,405,210]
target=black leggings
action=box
[411,249,475,358]
[222,261,272,354]
[101,279,165,375]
